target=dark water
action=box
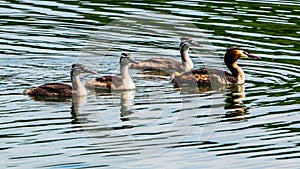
[1,0,300,168]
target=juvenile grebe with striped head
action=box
[172,47,261,86]
[23,64,96,97]
[85,53,137,91]
[130,38,201,74]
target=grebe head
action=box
[224,47,261,64]
[120,53,138,66]
[180,37,202,47]
[179,41,190,52]
[179,37,202,53]
[71,64,96,77]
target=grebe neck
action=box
[71,75,88,96]
[180,49,193,71]
[226,62,245,84]
[120,64,135,88]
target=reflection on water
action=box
[224,85,247,121]
[70,95,87,124]
[120,91,135,120]
[1,0,300,168]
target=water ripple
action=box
[1,0,300,168]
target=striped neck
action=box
[70,69,88,96]
[226,62,245,84]
[180,48,193,71]
[120,63,135,89]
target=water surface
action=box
[1,0,300,168]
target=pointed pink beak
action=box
[247,54,261,59]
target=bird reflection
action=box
[70,95,87,124]
[176,84,247,121]
[224,85,247,121]
[119,90,135,121]
[86,90,135,121]
[176,83,228,94]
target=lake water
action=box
[1,0,300,168]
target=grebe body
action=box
[23,64,96,97]
[85,53,137,91]
[172,47,260,87]
[130,39,200,74]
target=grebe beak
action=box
[180,37,202,47]
[129,57,138,64]
[85,69,97,74]
[189,40,202,47]
[247,54,261,59]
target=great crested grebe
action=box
[172,47,261,87]
[130,38,201,74]
[85,53,137,90]
[23,64,96,97]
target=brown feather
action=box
[130,58,184,73]
[23,83,72,97]
[172,47,259,88]
[85,76,123,90]
[172,68,238,87]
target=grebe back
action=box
[130,38,201,74]
[172,47,261,87]
[85,53,137,91]
[23,64,96,97]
